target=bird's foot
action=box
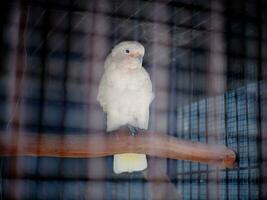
[127,124,141,137]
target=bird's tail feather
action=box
[113,153,147,174]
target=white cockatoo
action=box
[97,41,154,174]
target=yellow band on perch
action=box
[0,127,236,168]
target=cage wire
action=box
[0,0,266,199]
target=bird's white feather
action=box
[97,41,153,173]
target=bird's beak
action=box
[129,51,143,62]
[129,51,141,58]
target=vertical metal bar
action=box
[188,5,194,199]
[197,101,200,200]
[7,2,28,199]
[39,3,48,141]
[245,85,251,198]
[109,2,117,198]
[167,2,178,186]
[181,101,185,198]
[224,94,229,200]
[234,92,240,200]
[36,3,49,200]
[257,0,263,198]
[242,0,252,198]
[133,0,140,41]
[62,1,73,139]
[60,1,73,198]
[205,98,208,200]
[189,102,194,200]
[225,0,231,90]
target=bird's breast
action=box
[109,69,145,91]
[106,70,150,110]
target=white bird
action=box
[97,41,154,174]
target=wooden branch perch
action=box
[0,127,236,168]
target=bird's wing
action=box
[136,67,154,129]
[97,54,116,112]
[97,71,108,112]
[141,67,154,103]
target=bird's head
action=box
[109,41,145,70]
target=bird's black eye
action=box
[125,49,130,54]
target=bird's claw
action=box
[127,124,140,137]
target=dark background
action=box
[0,0,266,199]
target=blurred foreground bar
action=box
[0,127,236,168]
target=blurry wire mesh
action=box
[0,0,266,199]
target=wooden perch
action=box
[0,127,236,168]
